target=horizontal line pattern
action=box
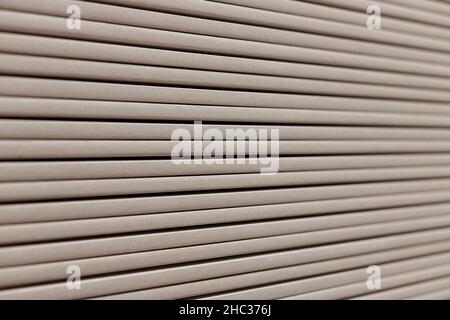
[0,0,449,300]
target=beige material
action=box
[3,1,450,66]
[4,154,450,182]
[1,240,450,300]
[5,80,450,116]
[1,201,450,245]
[1,215,450,268]
[3,34,450,91]
[409,289,450,300]
[212,0,450,41]
[4,166,450,203]
[3,140,450,160]
[95,0,450,29]
[4,98,450,122]
[2,178,450,223]
[81,0,450,52]
[96,241,450,300]
[205,253,450,300]
[1,0,450,300]
[305,0,450,27]
[1,229,449,289]
[4,55,450,101]
[283,265,450,300]
[381,0,450,16]
[353,276,450,300]
[4,11,450,77]
[12,120,450,141]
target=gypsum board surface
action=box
[4,166,450,203]
[211,0,450,41]
[0,140,295,160]
[9,120,450,141]
[3,13,450,78]
[3,200,450,245]
[282,264,450,300]
[93,0,450,30]
[303,0,450,28]
[5,155,450,182]
[2,247,448,300]
[77,0,450,54]
[4,1,450,65]
[4,100,450,124]
[2,228,450,288]
[96,241,450,300]
[409,288,450,300]
[5,105,450,129]
[0,228,450,285]
[4,140,450,160]
[3,58,450,103]
[2,178,450,223]
[3,191,450,245]
[2,214,450,268]
[3,0,450,302]
[283,267,450,301]
[4,80,450,116]
[4,35,450,92]
[381,0,450,16]
[96,230,448,298]
[353,276,450,300]
[205,253,450,300]
[4,55,450,101]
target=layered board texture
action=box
[0,0,450,300]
